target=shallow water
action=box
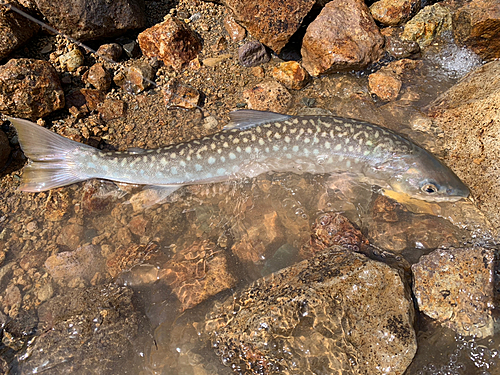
[0,5,499,375]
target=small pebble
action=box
[58,49,85,72]
[96,43,123,62]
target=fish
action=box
[10,110,469,202]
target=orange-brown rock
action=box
[453,0,500,60]
[223,0,316,53]
[138,15,202,70]
[243,80,291,112]
[370,0,420,26]
[0,58,64,119]
[301,0,385,76]
[223,13,246,42]
[271,61,310,90]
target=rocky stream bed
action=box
[0,0,499,374]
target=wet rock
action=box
[21,284,143,374]
[96,42,123,62]
[453,0,500,60]
[231,209,285,266]
[205,247,416,375]
[159,240,236,311]
[35,0,146,41]
[271,61,310,90]
[401,3,452,48]
[97,98,127,121]
[223,13,246,42]
[238,40,270,67]
[56,223,84,250]
[163,79,201,109]
[66,88,105,115]
[370,0,420,26]
[224,0,316,53]
[81,180,125,213]
[137,15,202,70]
[367,195,462,252]
[299,212,369,259]
[0,4,39,59]
[44,190,71,221]
[369,59,420,101]
[301,0,385,76]
[243,80,292,112]
[1,284,21,318]
[369,69,402,101]
[105,242,157,278]
[383,31,421,59]
[82,63,112,91]
[0,129,10,169]
[412,247,495,338]
[58,48,85,72]
[427,61,500,230]
[128,214,149,237]
[45,244,106,285]
[113,60,153,94]
[0,58,64,119]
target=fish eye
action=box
[421,183,438,194]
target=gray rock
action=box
[0,58,64,119]
[412,247,496,338]
[401,3,452,48]
[205,247,416,375]
[238,40,270,67]
[34,0,146,41]
[20,284,144,374]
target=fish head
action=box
[386,149,470,202]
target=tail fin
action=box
[10,117,96,192]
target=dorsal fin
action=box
[224,110,291,130]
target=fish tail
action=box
[10,117,96,192]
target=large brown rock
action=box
[223,0,316,53]
[0,58,64,119]
[137,16,202,71]
[206,247,416,375]
[34,0,145,41]
[412,247,496,338]
[453,0,500,60]
[0,4,39,59]
[427,61,500,230]
[301,0,385,76]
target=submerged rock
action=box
[20,284,144,374]
[427,61,500,230]
[159,240,236,311]
[224,0,316,53]
[35,0,146,41]
[205,247,416,375]
[412,247,496,338]
[138,15,202,70]
[453,0,500,60]
[0,58,64,119]
[301,0,385,76]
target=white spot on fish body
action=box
[245,146,252,153]
[302,120,308,125]
[186,156,191,161]
[208,157,216,164]
[211,143,216,149]
[334,144,342,151]
[265,147,270,153]
[285,136,290,143]
[180,160,186,167]
[92,154,98,161]
[273,145,280,151]
[348,146,354,152]
[229,153,236,160]
[275,123,281,128]
[171,153,176,159]
[274,133,281,139]
[366,140,373,146]
[243,138,249,143]
[236,146,242,152]
[217,168,226,175]
[267,130,273,137]
[286,154,292,159]
[290,128,297,134]
[196,154,202,160]
[325,141,331,149]
[346,160,351,168]
[313,149,319,155]
[374,131,379,138]
[251,134,256,141]
[195,164,203,171]
[304,138,310,144]
[292,145,299,152]
[259,139,265,146]
[171,167,178,175]
[233,138,240,144]
[220,156,226,162]
[292,118,299,124]
[223,142,229,148]
[121,159,127,167]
